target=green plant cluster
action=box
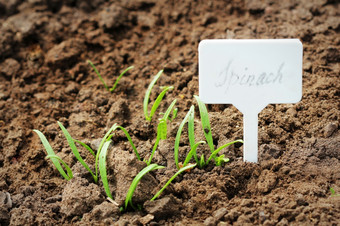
[34,67,243,211]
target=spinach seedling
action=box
[93,123,140,183]
[174,105,200,169]
[175,97,243,169]
[33,129,73,180]
[146,99,177,165]
[34,122,140,184]
[124,163,165,210]
[87,60,133,92]
[194,95,243,167]
[98,140,113,199]
[330,188,340,197]
[143,69,174,121]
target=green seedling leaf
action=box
[199,154,206,168]
[95,124,141,182]
[58,121,96,181]
[215,154,229,166]
[149,86,174,121]
[183,141,205,167]
[187,106,197,162]
[194,95,214,153]
[110,66,134,92]
[157,120,167,140]
[161,99,177,122]
[95,123,118,182]
[151,164,196,201]
[330,187,340,197]
[73,139,95,157]
[45,155,73,180]
[147,136,161,165]
[33,129,73,180]
[174,106,195,169]
[99,141,113,199]
[206,139,244,165]
[157,99,177,141]
[144,70,163,121]
[171,107,178,121]
[87,60,109,91]
[116,126,141,161]
[125,163,165,210]
[143,70,174,121]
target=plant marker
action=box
[199,39,302,163]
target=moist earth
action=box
[0,0,339,225]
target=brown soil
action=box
[0,0,339,225]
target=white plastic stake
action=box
[199,39,303,163]
[243,111,259,163]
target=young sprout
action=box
[174,106,196,169]
[99,140,113,199]
[147,99,177,165]
[151,163,196,201]
[45,155,73,179]
[194,95,214,153]
[143,69,174,121]
[182,141,205,168]
[33,129,73,180]
[58,121,96,180]
[159,107,178,122]
[330,187,340,197]
[175,97,244,168]
[124,163,165,210]
[94,123,141,183]
[194,95,243,166]
[87,60,133,92]
[34,122,140,184]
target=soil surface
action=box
[0,0,339,225]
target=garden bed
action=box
[0,0,339,225]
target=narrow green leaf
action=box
[73,139,95,157]
[110,66,134,92]
[95,123,118,182]
[157,120,167,140]
[330,187,340,197]
[174,106,195,170]
[194,95,214,153]
[33,129,72,180]
[58,122,96,181]
[116,126,140,161]
[143,70,164,121]
[330,187,335,195]
[171,107,178,121]
[215,154,229,166]
[183,141,205,167]
[147,136,161,165]
[199,154,205,168]
[187,106,197,162]
[151,164,196,201]
[45,155,73,180]
[87,60,109,91]
[149,86,174,121]
[206,139,243,165]
[161,99,177,121]
[125,164,165,209]
[99,141,113,199]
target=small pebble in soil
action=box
[0,192,12,209]
[323,122,338,137]
[144,195,180,220]
[204,207,228,226]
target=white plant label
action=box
[198,39,303,163]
